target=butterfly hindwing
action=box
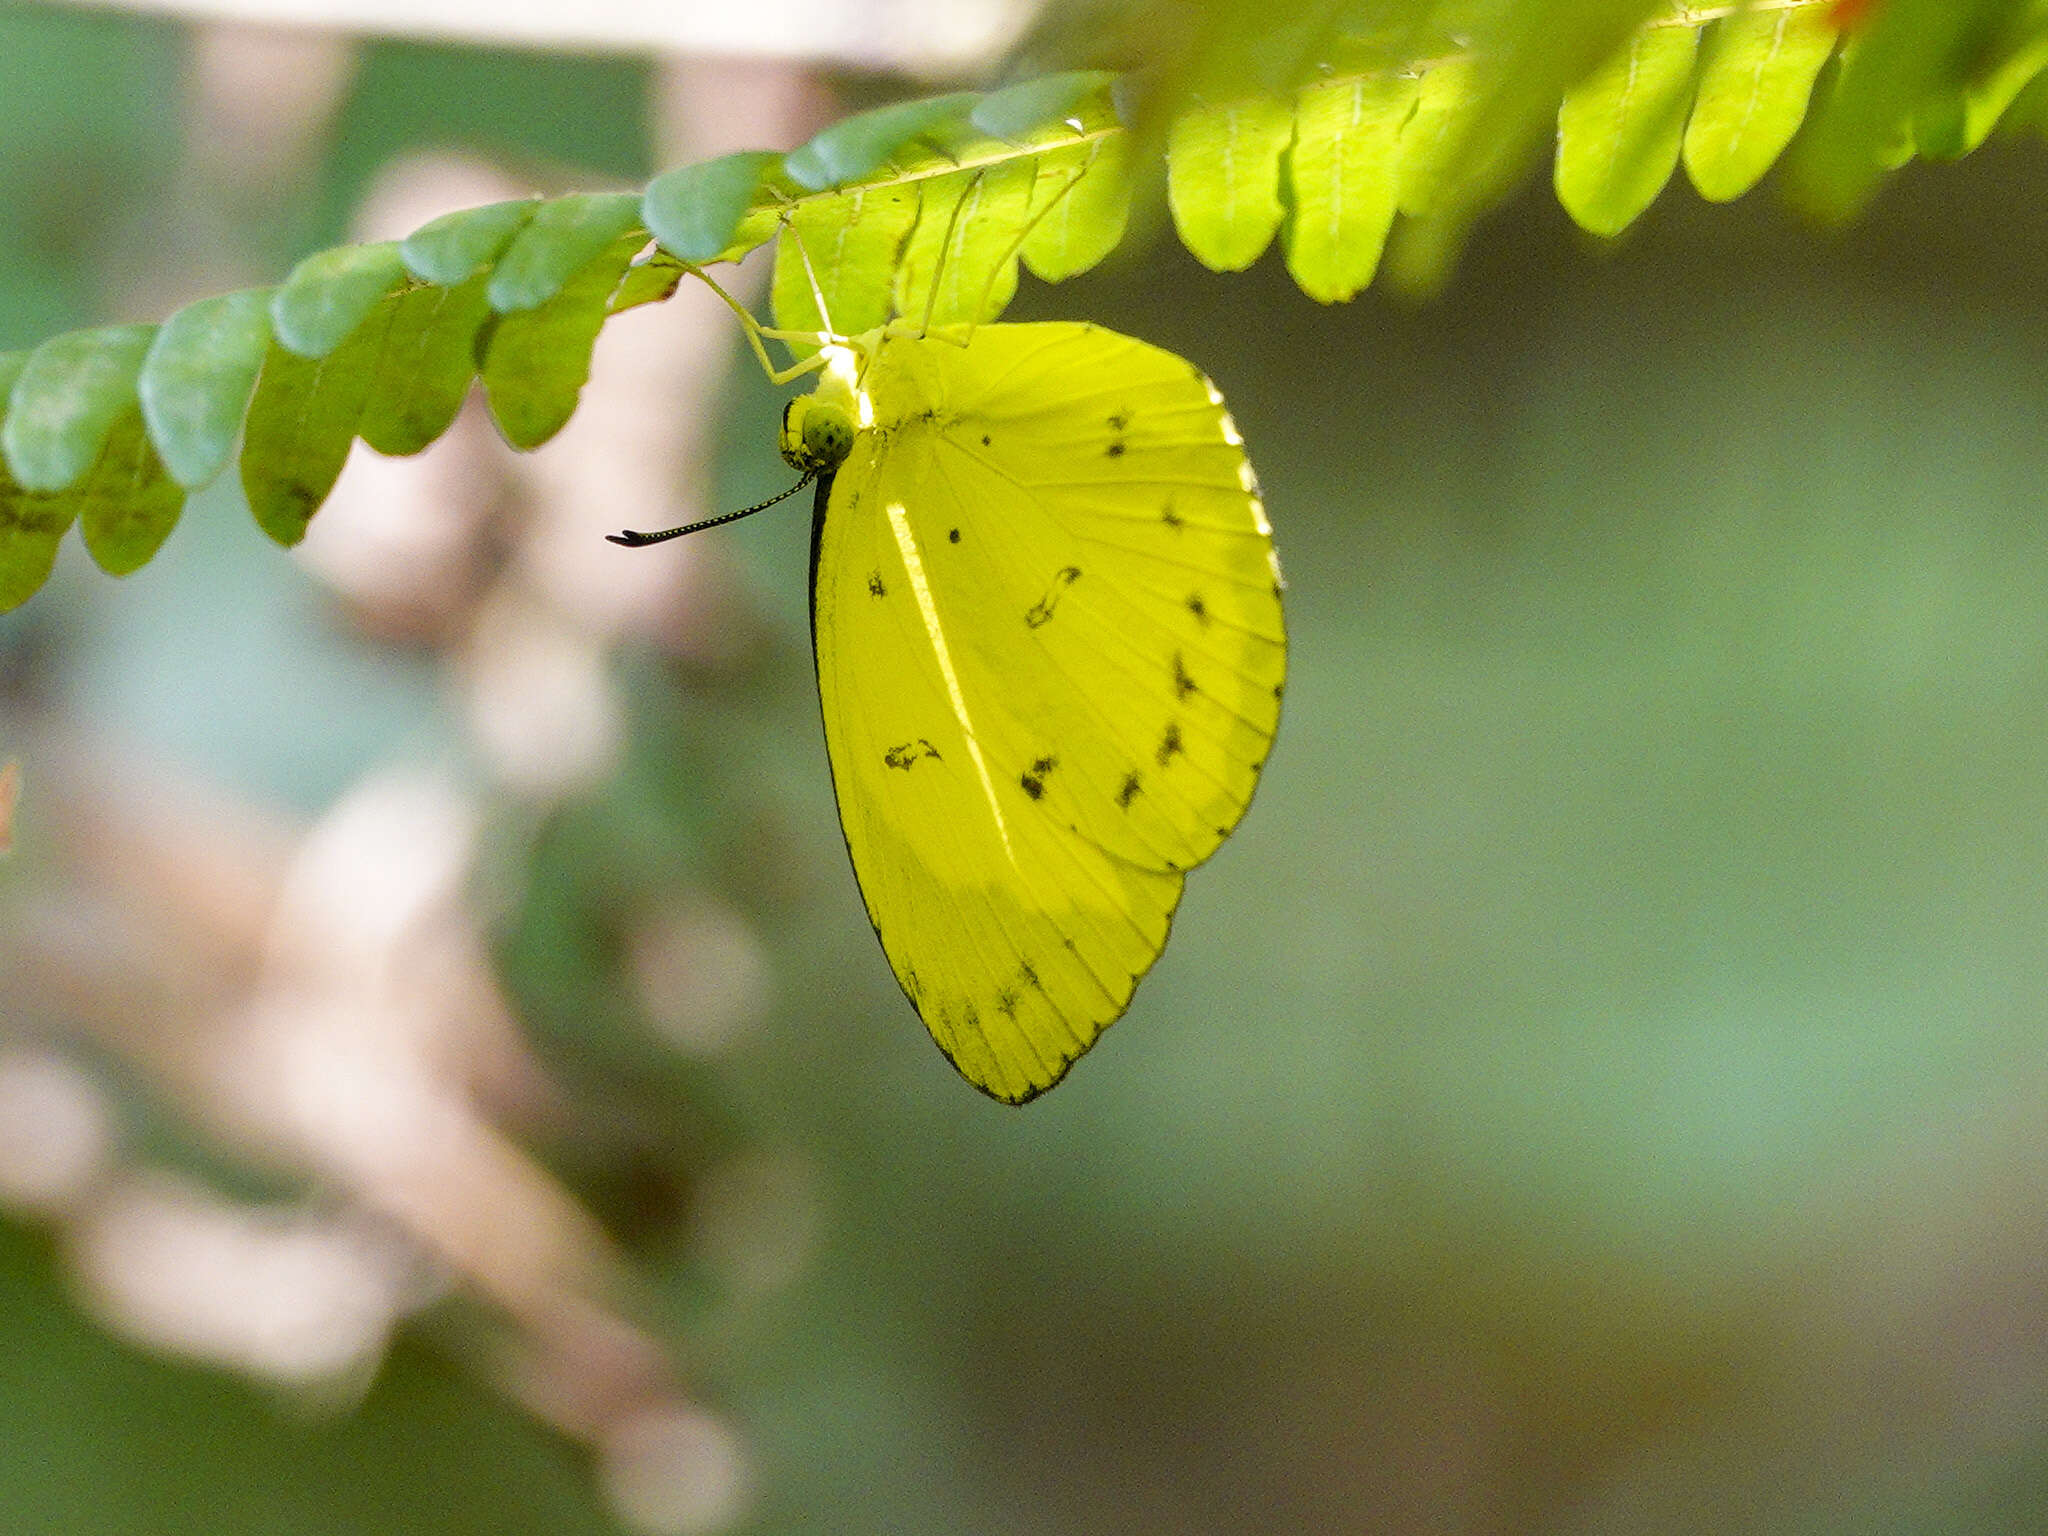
[810,322,1285,1102]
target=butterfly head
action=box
[780,396,854,478]
[779,342,866,478]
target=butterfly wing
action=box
[812,322,1286,1102]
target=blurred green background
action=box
[8,2,2048,1532]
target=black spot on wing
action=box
[1186,592,1208,624]
[1020,754,1057,800]
[1105,440,1126,458]
[1173,652,1199,701]
[948,527,961,544]
[1162,500,1184,531]
[868,571,887,597]
[884,739,942,770]
[996,988,1020,1019]
[1020,959,1042,991]
[1156,721,1184,767]
[1108,410,1131,432]
[1024,567,1082,629]
[1117,771,1143,808]
[980,433,992,446]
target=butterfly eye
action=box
[803,407,855,469]
[779,398,856,477]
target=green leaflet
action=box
[1792,0,2014,217]
[75,407,184,577]
[970,71,1117,141]
[487,192,644,313]
[0,351,75,612]
[479,229,645,450]
[610,253,688,315]
[1396,55,1476,219]
[1911,89,1968,159]
[241,298,398,547]
[1685,7,1840,203]
[0,366,181,598]
[1556,22,1701,238]
[271,242,409,358]
[0,470,73,610]
[1167,94,1295,271]
[783,94,980,190]
[981,72,1126,285]
[357,271,494,457]
[1961,27,2048,152]
[642,152,788,265]
[1284,71,1418,303]
[895,162,1036,328]
[3,323,157,493]
[769,184,920,341]
[402,198,542,286]
[1020,136,1131,283]
[138,289,273,490]
[1915,20,2048,160]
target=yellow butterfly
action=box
[617,315,1285,1103]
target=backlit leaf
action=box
[0,350,76,611]
[1284,71,1417,302]
[769,184,920,341]
[241,299,396,546]
[1556,21,1702,237]
[1168,94,1295,271]
[75,409,184,577]
[1021,136,1133,282]
[356,272,493,457]
[1685,7,1840,202]
[895,161,1037,327]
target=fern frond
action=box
[7,7,2048,613]
[0,71,1139,612]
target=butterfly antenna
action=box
[607,471,818,547]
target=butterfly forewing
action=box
[810,322,1285,1102]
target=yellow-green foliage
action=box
[8,0,2048,610]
